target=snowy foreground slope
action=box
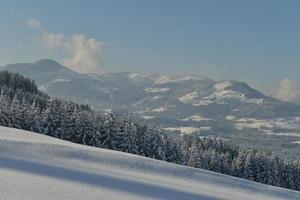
[0,126,299,200]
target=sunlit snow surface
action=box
[0,126,299,200]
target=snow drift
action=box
[0,126,299,200]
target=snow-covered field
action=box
[163,126,211,134]
[163,126,201,134]
[145,87,171,93]
[234,118,300,130]
[0,126,299,200]
[182,115,213,122]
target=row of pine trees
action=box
[183,136,300,191]
[0,70,299,191]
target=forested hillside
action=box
[0,70,299,191]
[0,70,181,162]
[6,60,300,159]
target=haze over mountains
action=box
[3,59,300,157]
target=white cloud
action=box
[42,32,65,48]
[27,18,105,74]
[28,18,43,31]
[63,35,105,75]
[274,78,300,102]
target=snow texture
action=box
[163,127,200,134]
[234,118,300,131]
[0,126,299,200]
[179,81,264,106]
[182,115,213,122]
[145,87,171,93]
[151,107,167,112]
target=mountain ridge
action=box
[3,59,300,157]
[2,59,287,102]
[4,59,300,116]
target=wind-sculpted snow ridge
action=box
[0,126,299,200]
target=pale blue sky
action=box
[0,0,300,98]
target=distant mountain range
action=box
[3,59,300,156]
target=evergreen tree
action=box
[164,137,183,164]
[187,141,201,168]
[99,113,120,150]
[0,90,9,126]
[146,128,166,160]
[8,94,24,129]
[25,100,43,133]
[232,149,247,177]
[119,114,139,154]
[243,151,256,181]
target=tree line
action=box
[183,135,300,191]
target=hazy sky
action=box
[0,0,300,102]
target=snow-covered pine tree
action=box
[255,151,269,184]
[268,155,281,187]
[232,149,248,177]
[99,112,120,150]
[25,100,43,133]
[164,137,183,164]
[294,161,300,191]
[281,159,296,190]
[59,102,76,140]
[219,152,231,174]
[144,128,166,160]
[187,141,201,168]
[182,134,196,165]
[119,113,139,154]
[8,94,24,129]
[242,151,256,181]
[90,111,105,147]
[135,124,148,156]
[77,109,94,145]
[0,89,10,126]
[198,150,211,170]
[42,99,56,136]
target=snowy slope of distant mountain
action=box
[4,59,300,156]
[0,126,299,200]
